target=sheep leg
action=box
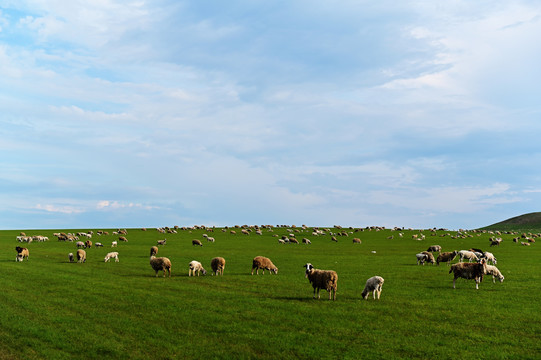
[453,277,456,289]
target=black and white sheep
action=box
[303,263,338,300]
[449,259,487,289]
[251,256,278,275]
[188,260,207,276]
[150,256,172,277]
[361,276,384,300]
[211,257,226,276]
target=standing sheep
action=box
[111,241,118,247]
[104,252,119,262]
[304,263,338,300]
[150,256,172,277]
[458,250,479,263]
[188,260,207,276]
[15,246,29,262]
[68,253,74,263]
[157,239,167,246]
[421,251,435,265]
[436,251,458,266]
[251,256,278,275]
[485,265,504,283]
[150,246,158,257]
[192,239,203,247]
[211,257,226,276]
[76,249,86,263]
[449,259,487,289]
[416,253,428,265]
[361,276,385,300]
[352,238,361,244]
[427,245,441,252]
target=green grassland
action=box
[0,226,539,359]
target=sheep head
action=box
[304,263,314,278]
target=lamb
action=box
[361,276,384,300]
[427,245,441,252]
[77,249,86,263]
[104,252,119,262]
[192,239,203,247]
[251,256,278,275]
[157,239,166,246]
[111,241,118,247]
[303,263,338,300]
[15,246,29,262]
[449,259,487,289]
[485,265,504,283]
[458,250,479,263]
[436,251,458,265]
[211,257,226,276]
[188,260,207,276]
[150,256,172,277]
[68,253,74,262]
[150,246,158,257]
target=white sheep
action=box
[111,241,118,247]
[104,252,119,262]
[68,253,74,263]
[483,251,497,265]
[211,257,226,276]
[188,260,207,276]
[361,276,384,300]
[304,263,338,300]
[458,250,479,263]
[485,265,504,283]
[416,253,428,265]
[150,256,172,277]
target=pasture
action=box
[1,226,539,359]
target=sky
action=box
[1,1,541,230]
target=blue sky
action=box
[1,1,541,230]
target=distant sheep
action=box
[188,260,207,276]
[150,246,158,257]
[76,241,85,248]
[416,253,428,265]
[85,240,92,248]
[289,238,299,244]
[421,251,435,265]
[304,263,338,300]
[111,241,118,247]
[211,257,226,276]
[157,239,166,246]
[449,259,487,289]
[119,236,128,242]
[458,250,479,263]
[95,242,103,247]
[352,238,361,244]
[361,276,384,300]
[251,256,278,275]
[15,246,29,262]
[427,245,441,252]
[68,253,74,263]
[485,265,504,283]
[76,249,86,263]
[521,242,531,246]
[489,238,502,247]
[436,251,458,266]
[206,237,215,242]
[302,238,311,244]
[104,252,119,262]
[150,256,172,277]
[192,239,203,247]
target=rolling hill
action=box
[481,212,541,231]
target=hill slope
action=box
[481,212,541,231]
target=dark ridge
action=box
[481,212,541,231]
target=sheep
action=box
[150,246,158,257]
[15,246,29,262]
[278,239,286,244]
[416,253,428,265]
[303,263,338,300]
[68,253,74,262]
[489,238,502,247]
[302,238,311,244]
[192,239,203,247]
[521,241,531,246]
[119,236,128,242]
[76,241,85,248]
[104,252,119,262]
[485,265,504,283]
[361,276,384,300]
[211,257,226,276]
[352,238,361,244]
[251,256,278,275]
[111,241,118,247]
[206,237,215,242]
[95,242,103,247]
[458,250,479,263]
[427,245,441,252]
[150,256,172,277]
[421,251,435,265]
[449,259,487,289]
[483,251,497,265]
[289,238,299,244]
[188,260,207,276]
[84,240,92,249]
[157,239,166,246]
[436,251,458,265]
[76,249,86,263]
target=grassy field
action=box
[0,226,539,359]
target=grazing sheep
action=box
[436,251,458,266]
[427,245,441,252]
[111,241,118,247]
[251,256,278,275]
[76,249,86,263]
[118,236,128,242]
[150,246,158,257]
[84,240,92,248]
[521,241,531,246]
[304,263,338,300]
[421,251,435,265]
[206,237,215,242]
[289,238,299,244]
[485,265,504,283]
[416,253,429,265]
[211,257,226,276]
[489,238,502,247]
[68,253,74,262]
[302,238,311,244]
[361,276,384,300]
[352,238,361,244]
[76,241,85,248]
[278,239,286,244]
[188,260,207,276]
[104,252,119,262]
[15,246,29,262]
[95,242,103,247]
[157,239,166,246]
[483,251,497,265]
[331,236,338,242]
[192,239,203,247]
[150,256,172,277]
[458,250,479,263]
[449,259,487,289]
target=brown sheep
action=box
[119,236,128,242]
[251,256,278,275]
[352,238,361,244]
[304,263,338,300]
[211,257,226,276]
[150,246,158,257]
[150,256,172,277]
[76,249,86,263]
[436,251,458,265]
[449,259,487,289]
[15,246,29,261]
[192,239,203,247]
[84,240,92,248]
[426,245,441,252]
